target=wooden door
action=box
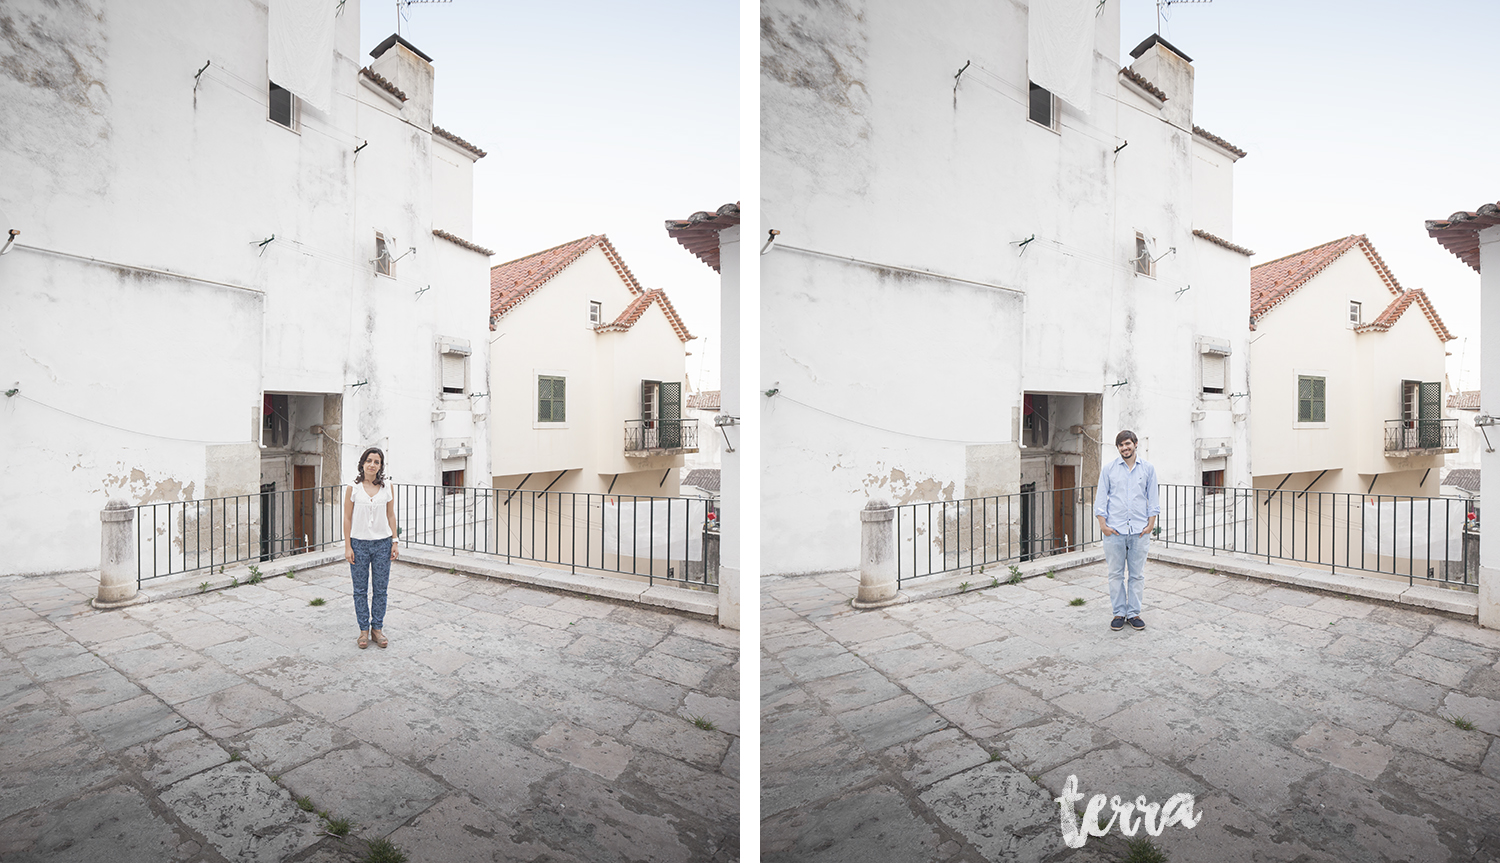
[293,466,316,551]
[1053,465,1076,552]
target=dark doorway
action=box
[1020,482,1036,562]
[259,482,275,561]
[293,466,316,551]
[1053,465,1076,552]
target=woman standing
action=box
[344,446,398,649]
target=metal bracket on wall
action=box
[715,414,739,453]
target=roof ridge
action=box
[1251,234,1359,270]
[492,234,602,270]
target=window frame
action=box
[535,372,568,427]
[262,393,290,448]
[1027,81,1058,132]
[268,81,299,132]
[375,231,394,277]
[588,300,603,325]
[1134,232,1156,278]
[1348,300,1362,329]
[1296,373,1327,426]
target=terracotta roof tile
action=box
[1443,468,1480,493]
[1118,67,1166,102]
[432,126,486,159]
[1448,390,1481,410]
[359,66,407,101]
[596,289,693,342]
[1250,235,1365,320]
[432,229,493,256]
[1192,125,1247,159]
[1426,201,1500,273]
[1354,289,1455,341]
[1192,228,1253,257]
[665,203,740,273]
[683,468,721,492]
[687,390,721,410]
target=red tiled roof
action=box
[596,289,693,342]
[665,203,740,273]
[1192,228,1253,257]
[1426,201,1500,273]
[1118,67,1166,102]
[1192,125,1247,159]
[1448,390,1481,410]
[359,67,407,101]
[432,229,493,256]
[687,390,721,410]
[683,468,721,492]
[1251,235,1365,321]
[1354,289,1455,341]
[432,126,486,159]
[1443,468,1480,493]
[490,235,643,325]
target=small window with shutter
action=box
[1201,353,1225,394]
[437,339,470,396]
[1298,375,1326,423]
[538,375,566,422]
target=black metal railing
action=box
[396,484,718,590]
[136,485,346,585]
[894,486,1100,585]
[892,483,1477,591]
[1384,418,1458,453]
[623,419,699,453]
[1156,484,1475,588]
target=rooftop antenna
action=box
[1157,0,1212,35]
[397,0,451,38]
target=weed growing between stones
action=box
[286,568,296,579]
[1069,598,1086,606]
[990,577,1000,588]
[247,565,262,584]
[1007,565,1023,585]
[691,716,717,731]
[295,795,315,812]
[1046,569,1056,578]
[365,838,409,863]
[323,816,351,837]
[1448,715,1476,731]
[1122,836,1168,863]
[309,598,326,607]
[988,751,1002,762]
[228,751,242,762]
[230,577,240,588]
[199,582,209,593]
[960,582,970,592]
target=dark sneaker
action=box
[1110,616,1126,632]
[1128,616,1146,631]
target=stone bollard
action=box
[94,499,140,609]
[854,499,901,608]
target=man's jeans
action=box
[1103,532,1149,619]
[350,537,391,631]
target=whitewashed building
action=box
[1249,235,1456,498]
[1427,201,1500,628]
[487,235,695,497]
[0,4,492,576]
[761,3,1253,574]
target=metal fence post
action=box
[95,499,140,608]
[854,499,899,607]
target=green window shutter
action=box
[1312,377,1325,422]
[538,375,565,422]
[554,377,564,422]
[1298,376,1311,422]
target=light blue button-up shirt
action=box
[1094,456,1160,535]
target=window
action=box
[1134,233,1155,277]
[441,469,465,494]
[538,375,566,422]
[375,232,394,277]
[1348,300,1362,328]
[1202,469,1224,494]
[1022,393,1049,447]
[1201,353,1225,394]
[269,82,298,130]
[1298,375,1326,423]
[1028,81,1057,130]
[262,393,289,447]
[589,301,602,325]
[438,340,470,396]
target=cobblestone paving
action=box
[762,560,1500,862]
[0,561,738,862]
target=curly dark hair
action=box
[356,447,387,487]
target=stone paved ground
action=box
[0,560,738,862]
[762,559,1500,862]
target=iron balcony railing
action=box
[893,483,1477,591]
[136,484,347,585]
[396,484,718,590]
[623,418,699,454]
[1384,418,1458,453]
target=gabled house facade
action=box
[488,235,695,496]
[1249,235,1456,497]
[0,6,492,577]
[761,2,1253,574]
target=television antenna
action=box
[1157,0,1211,35]
[396,0,451,37]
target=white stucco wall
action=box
[0,1,490,575]
[1476,224,1500,628]
[761,0,1249,575]
[489,245,689,495]
[1250,247,1448,494]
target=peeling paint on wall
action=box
[862,465,955,504]
[101,466,195,505]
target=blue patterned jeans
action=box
[349,537,391,631]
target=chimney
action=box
[1128,34,1193,130]
[369,33,435,130]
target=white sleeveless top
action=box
[348,481,394,541]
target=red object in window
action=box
[264,394,273,415]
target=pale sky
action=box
[358,0,739,391]
[1120,0,1500,390]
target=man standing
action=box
[1094,429,1159,632]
